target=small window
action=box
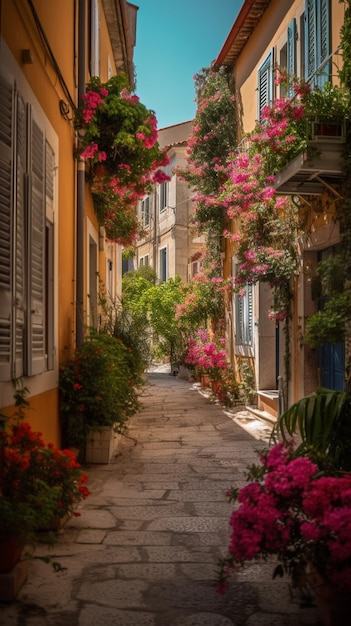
[159,247,167,281]
[279,43,288,98]
[90,0,100,77]
[258,49,274,118]
[141,196,150,226]
[235,284,253,347]
[160,182,168,213]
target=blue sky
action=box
[133,0,243,129]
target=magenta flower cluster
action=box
[218,442,351,594]
[184,328,228,377]
[74,75,170,246]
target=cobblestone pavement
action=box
[1,372,319,626]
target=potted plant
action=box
[217,441,351,625]
[0,387,90,589]
[59,331,142,462]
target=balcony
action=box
[273,120,346,196]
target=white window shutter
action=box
[27,112,45,376]
[14,94,26,378]
[0,75,13,381]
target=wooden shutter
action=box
[235,293,244,345]
[287,19,296,96]
[319,0,330,84]
[27,111,45,375]
[0,75,13,381]
[13,94,26,378]
[45,141,55,370]
[235,283,253,346]
[258,49,274,118]
[305,0,330,85]
[246,283,253,346]
[305,0,316,80]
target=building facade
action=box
[135,121,204,282]
[0,0,137,442]
[215,0,347,416]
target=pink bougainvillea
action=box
[217,441,351,594]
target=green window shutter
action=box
[319,0,330,80]
[287,18,296,96]
[305,0,330,86]
[258,49,274,118]
[27,111,45,376]
[0,75,13,381]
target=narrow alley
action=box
[1,373,319,626]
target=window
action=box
[287,18,297,96]
[139,255,149,268]
[0,72,56,381]
[159,247,167,282]
[257,49,274,118]
[190,260,201,278]
[305,0,330,86]
[90,0,100,77]
[232,259,253,348]
[235,284,254,347]
[141,196,150,226]
[160,182,168,213]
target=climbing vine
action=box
[304,0,351,389]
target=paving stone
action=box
[103,530,172,546]
[2,373,320,626]
[77,578,149,609]
[78,606,155,625]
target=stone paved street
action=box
[1,372,319,625]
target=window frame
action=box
[0,49,58,385]
[257,48,274,119]
[305,0,330,87]
[159,247,168,282]
[159,182,168,213]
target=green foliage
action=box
[138,276,186,363]
[274,387,351,472]
[59,331,141,450]
[304,253,351,348]
[238,359,256,405]
[1,387,90,545]
[99,287,151,375]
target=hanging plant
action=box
[74,74,169,245]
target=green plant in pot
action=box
[59,331,142,454]
[0,385,90,572]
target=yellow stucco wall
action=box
[1,0,119,445]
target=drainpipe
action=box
[76,0,86,348]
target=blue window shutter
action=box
[258,49,274,119]
[305,0,330,86]
[0,75,13,381]
[287,18,296,96]
[319,0,330,81]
